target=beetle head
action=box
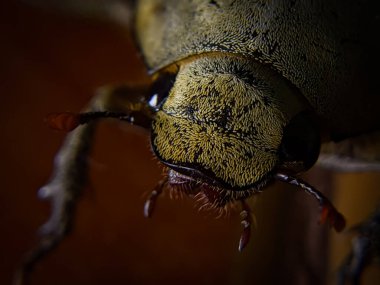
[150,55,319,194]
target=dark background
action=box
[1,1,380,285]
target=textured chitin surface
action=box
[152,56,290,189]
[136,0,380,139]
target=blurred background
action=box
[1,1,380,284]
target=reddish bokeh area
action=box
[1,2,380,285]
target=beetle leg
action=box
[275,173,346,232]
[15,85,152,285]
[238,200,253,252]
[144,177,168,218]
[14,120,95,285]
[337,208,380,285]
[338,237,370,285]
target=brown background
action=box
[1,1,380,285]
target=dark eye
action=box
[148,72,177,110]
[279,111,321,172]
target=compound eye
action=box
[279,111,321,172]
[149,72,177,110]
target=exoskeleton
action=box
[16,1,380,284]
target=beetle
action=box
[16,0,380,284]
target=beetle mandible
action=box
[17,0,380,284]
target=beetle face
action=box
[151,55,313,192]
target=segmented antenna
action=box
[275,172,346,232]
[45,111,135,131]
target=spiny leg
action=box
[14,85,152,285]
[14,121,95,285]
[238,200,253,252]
[144,177,168,218]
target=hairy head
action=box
[151,55,315,190]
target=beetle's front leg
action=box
[239,200,253,252]
[14,85,152,285]
[14,120,96,285]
